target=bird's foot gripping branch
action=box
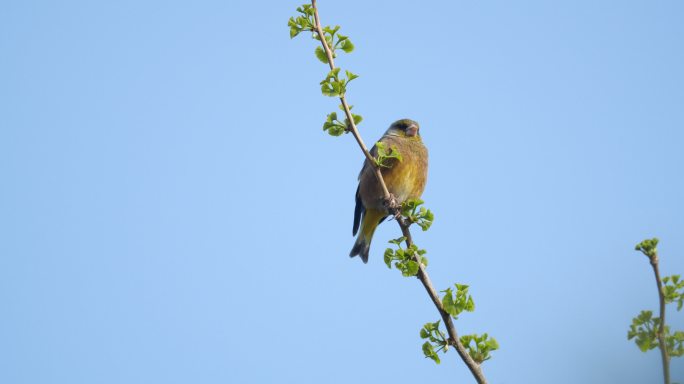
[289,2,496,383]
[384,194,401,217]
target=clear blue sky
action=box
[2,1,683,383]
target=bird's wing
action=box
[357,142,379,180]
[352,143,378,236]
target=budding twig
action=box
[310,0,393,205]
[396,217,488,384]
[650,253,671,384]
[634,238,674,384]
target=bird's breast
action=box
[359,137,427,209]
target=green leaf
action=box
[340,39,355,53]
[321,83,334,96]
[315,46,329,63]
[332,81,342,95]
[384,248,393,269]
[486,337,499,350]
[442,288,459,318]
[326,68,341,80]
[637,337,652,352]
[428,320,441,332]
[296,4,314,17]
[455,283,469,291]
[323,25,340,36]
[374,142,402,168]
[391,145,403,162]
[388,237,406,246]
[320,81,344,97]
[422,342,440,364]
[327,126,345,136]
[404,260,419,277]
[465,296,475,312]
[322,112,346,136]
[345,70,359,82]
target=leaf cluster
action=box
[460,333,499,364]
[374,142,402,168]
[420,320,448,364]
[441,284,475,319]
[667,330,684,357]
[313,25,354,64]
[288,5,315,39]
[289,4,364,138]
[384,237,427,277]
[322,106,363,136]
[628,310,684,357]
[663,274,684,311]
[628,310,660,352]
[319,68,358,98]
[635,237,659,259]
[401,199,434,231]
[420,284,497,365]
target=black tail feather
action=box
[349,238,370,263]
[352,185,364,236]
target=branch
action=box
[650,253,671,384]
[397,218,488,384]
[310,0,394,207]
[310,1,488,382]
[634,238,673,384]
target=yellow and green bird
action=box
[350,119,428,263]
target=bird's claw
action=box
[384,194,401,217]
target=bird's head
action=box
[385,119,420,139]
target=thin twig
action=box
[650,254,671,384]
[397,218,488,384]
[310,1,488,382]
[311,0,393,205]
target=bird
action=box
[350,118,428,263]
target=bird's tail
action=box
[349,209,385,263]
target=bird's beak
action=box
[406,124,419,137]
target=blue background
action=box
[2,1,683,383]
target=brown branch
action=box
[311,0,393,206]
[650,253,671,384]
[397,218,488,384]
[310,1,488,382]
